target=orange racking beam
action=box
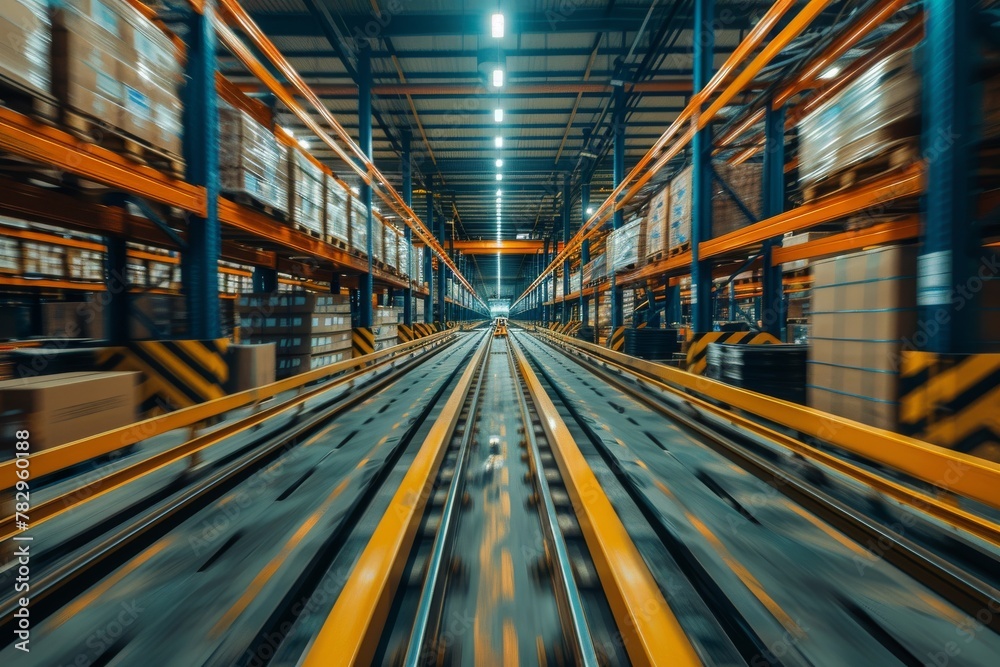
[0,108,205,215]
[449,239,545,254]
[771,217,921,265]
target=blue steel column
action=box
[562,174,572,324]
[358,49,374,328]
[761,101,786,337]
[181,2,220,340]
[580,180,591,327]
[436,200,445,325]
[690,0,715,332]
[105,237,129,343]
[542,238,550,323]
[919,0,980,352]
[610,83,626,331]
[402,131,413,326]
[424,177,434,324]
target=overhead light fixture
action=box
[496,197,502,204]
[820,65,841,80]
[496,188,502,196]
[495,158,503,168]
[494,108,504,122]
[586,206,594,215]
[496,173,503,181]
[495,136,503,148]
[350,186,360,195]
[491,13,504,38]
[492,68,504,88]
[281,126,294,137]
[298,139,310,150]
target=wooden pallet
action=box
[0,75,58,125]
[646,250,665,264]
[326,236,351,252]
[62,111,185,179]
[293,223,323,240]
[802,141,918,202]
[226,190,289,221]
[668,242,690,257]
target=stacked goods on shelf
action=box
[225,343,275,392]
[779,231,833,272]
[129,293,186,338]
[21,241,64,276]
[608,218,645,273]
[126,261,146,286]
[0,237,18,273]
[372,216,384,264]
[0,0,51,105]
[219,104,289,214]
[288,150,324,236]
[384,224,398,272]
[569,271,581,295]
[808,245,917,430]
[623,288,635,323]
[668,164,762,249]
[66,248,103,281]
[555,273,564,300]
[709,344,808,404]
[799,50,918,198]
[712,163,762,237]
[325,178,350,245]
[624,329,680,360]
[120,4,183,157]
[52,0,183,159]
[373,306,401,350]
[645,186,670,261]
[349,197,368,255]
[582,253,606,286]
[238,292,352,379]
[0,371,138,453]
[414,246,425,287]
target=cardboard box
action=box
[668,167,692,250]
[225,343,276,392]
[0,0,51,96]
[0,371,138,453]
[645,186,670,258]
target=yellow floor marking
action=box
[501,549,515,601]
[503,619,520,667]
[46,537,175,631]
[635,459,649,470]
[536,636,548,667]
[501,467,510,485]
[303,421,340,447]
[783,503,869,557]
[500,490,511,518]
[686,512,804,638]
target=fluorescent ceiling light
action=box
[494,108,504,122]
[496,188,502,196]
[495,158,503,168]
[495,136,503,148]
[491,13,504,38]
[496,173,503,181]
[492,68,504,88]
[298,139,310,150]
[281,126,294,137]
[586,206,594,215]
[351,186,360,195]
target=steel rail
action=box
[400,335,494,664]
[0,331,458,541]
[0,329,454,493]
[530,327,1000,524]
[509,332,703,667]
[300,331,492,666]
[505,334,601,667]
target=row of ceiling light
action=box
[492,11,504,295]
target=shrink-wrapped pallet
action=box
[668,167,692,251]
[219,105,289,214]
[119,3,183,155]
[668,163,763,248]
[349,196,368,254]
[289,150,324,235]
[0,0,51,98]
[384,225,398,270]
[583,253,606,285]
[372,217,384,262]
[799,50,919,188]
[609,217,644,273]
[325,178,349,244]
[645,186,670,259]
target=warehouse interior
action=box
[2,1,1000,665]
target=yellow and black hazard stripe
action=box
[96,338,229,414]
[608,326,626,352]
[397,324,414,343]
[685,331,781,375]
[352,327,376,358]
[900,351,1000,457]
[411,323,430,338]
[637,321,649,329]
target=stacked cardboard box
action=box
[0,371,138,453]
[0,237,18,273]
[289,150,324,236]
[238,292,352,379]
[645,186,670,260]
[570,271,581,295]
[219,104,290,214]
[808,245,917,430]
[799,50,918,188]
[384,225,399,272]
[374,306,401,350]
[779,231,834,273]
[65,248,103,282]
[668,164,762,249]
[22,242,65,276]
[583,254,606,285]
[119,3,183,155]
[326,177,350,244]
[0,0,50,98]
[40,301,88,337]
[349,197,369,255]
[608,217,645,274]
[225,343,276,392]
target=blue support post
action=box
[358,50,374,329]
[424,177,434,324]
[580,179,590,327]
[562,173,572,324]
[402,131,413,326]
[691,0,715,332]
[437,205,446,325]
[181,2,220,340]
[542,238,550,323]
[610,83,626,332]
[105,236,129,344]
[665,276,680,325]
[762,101,786,337]
[252,267,278,293]
[919,0,981,353]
